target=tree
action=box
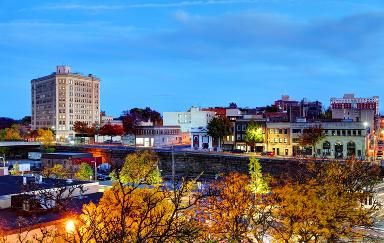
[0,124,22,141]
[244,121,264,152]
[19,116,31,126]
[196,172,273,242]
[320,107,332,119]
[35,128,55,151]
[228,102,238,109]
[249,157,269,195]
[98,123,124,143]
[73,122,96,144]
[121,107,163,126]
[73,121,95,136]
[270,160,381,242]
[10,163,22,175]
[207,116,232,149]
[298,125,324,156]
[42,164,69,179]
[75,163,94,181]
[111,150,162,185]
[67,151,200,242]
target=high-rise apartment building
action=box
[31,66,100,141]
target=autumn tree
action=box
[207,116,232,150]
[98,123,124,143]
[42,164,69,179]
[35,128,55,152]
[9,163,22,175]
[270,160,381,242]
[244,121,264,152]
[112,150,162,185]
[68,151,200,242]
[73,121,96,137]
[196,172,273,242]
[0,124,22,141]
[298,125,324,156]
[75,163,94,181]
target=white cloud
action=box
[27,0,261,11]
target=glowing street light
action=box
[363,122,369,128]
[65,219,76,234]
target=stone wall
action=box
[55,146,306,179]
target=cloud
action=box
[2,10,384,72]
[151,11,384,64]
[26,0,261,11]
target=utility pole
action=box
[93,161,97,182]
[171,142,175,187]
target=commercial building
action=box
[290,121,367,159]
[266,122,291,156]
[330,94,379,130]
[163,107,216,143]
[31,66,100,142]
[135,126,182,147]
[191,127,213,150]
[234,117,267,152]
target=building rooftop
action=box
[0,192,103,232]
[42,152,93,159]
[0,175,90,196]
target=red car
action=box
[261,151,275,157]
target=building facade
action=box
[290,121,367,159]
[266,122,291,156]
[190,127,213,150]
[31,66,100,141]
[330,94,379,130]
[163,107,215,143]
[135,126,182,147]
[234,117,267,152]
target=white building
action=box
[135,126,182,148]
[190,127,213,151]
[163,107,216,143]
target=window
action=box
[284,138,287,143]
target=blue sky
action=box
[1,0,384,119]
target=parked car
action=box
[97,174,111,181]
[231,149,245,154]
[261,151,275,157]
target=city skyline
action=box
[1,0,384,118]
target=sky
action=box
[0,0,384,119]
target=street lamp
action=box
[65,219,75,234]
